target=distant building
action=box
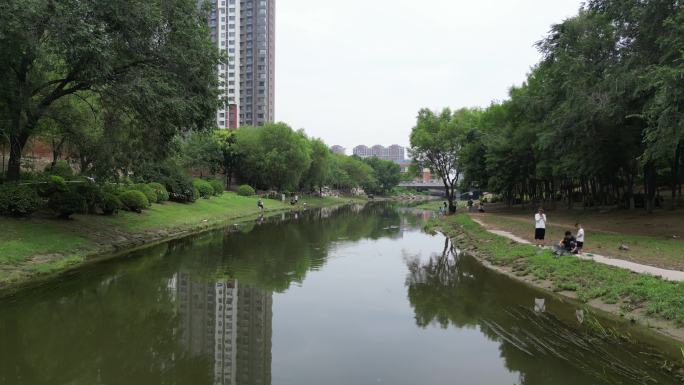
[352,145,370,158]
[330,145,346,155]
[352,144,405,163]
[203,0,276,129]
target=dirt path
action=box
[471,218,684,282]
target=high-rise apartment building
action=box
[203,0,275,129]
[205,0,241,129]
[352,144,406,163]
[239,0,275,126]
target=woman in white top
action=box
[534,208,547,247]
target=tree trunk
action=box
[7,133,28,181]
[670,143,681,210]
[644,162,657,214]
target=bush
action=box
[74,179,103,214]
[48,190,86,219]
[208,179,224,196]
[159,173,195,203]
[237,184,256,197]
[99,193,122,215]
[147,182,169,202]
[37,175,69,197]
[44,160,74,178]
[119,190,150,213]
[0,184,43,217]
[133,184,157,204]
[193,179,215,198]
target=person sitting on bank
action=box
[478,202,485,213]
[557,231,577,254]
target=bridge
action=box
[398,181,444,188]
[398,181,456,197]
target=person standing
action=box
[534,208,547,247]
[257,199,264,211]
[574,223,585,254]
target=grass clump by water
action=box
[432,215,684,326]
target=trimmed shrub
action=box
[160,174,195,203]
[147,182,169,202]
[133,184,157,204]
[99,193,122,215]
[44,160,74,178]
[237,184,256,197]
[193,179,214,198]
[37,175,69,198]
[48,190,86,219]
[0,184,42,217]
[74,179,104,214]
[209,179,224,196]
[119,190,150,213]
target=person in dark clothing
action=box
[557,231,576,254]
[257,199,264,211]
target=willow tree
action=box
[0,0,220,180]
[410,108,474,213]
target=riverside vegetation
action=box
[0,192,365,289]
[427,215,684,339]
[409,1,684,213]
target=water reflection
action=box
[405,237,682,385]
[172,274,272,385]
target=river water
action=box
[0,204,681,385]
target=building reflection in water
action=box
[171,272,273,385]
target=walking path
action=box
[471,218,684,282]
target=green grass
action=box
[432,215,684,325]
[109,193,292,231]
[0,220,91,265]
[478,215,684,270]
[0,193,360,287]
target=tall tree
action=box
[410,108,471,213]
[301,138,333,194]
[234,124,312,191]
[0,0,220,180]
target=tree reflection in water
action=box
[405,236,682,385]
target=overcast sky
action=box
[275,0,583,153]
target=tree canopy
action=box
[430,1,684,212]
[0,0,221,180]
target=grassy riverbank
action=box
[473,208,684,271]
[0,193,364,289]
[429,214,684,339]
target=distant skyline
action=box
[275,0,583,150]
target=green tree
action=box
[410,108,471,213]
[214,130,241,188]
[178,131,222,177]
[301,138,333,193]
[363,157,401,195]
[234,123,312,191]
[0,0,220,180]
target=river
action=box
[0,204,681,385]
